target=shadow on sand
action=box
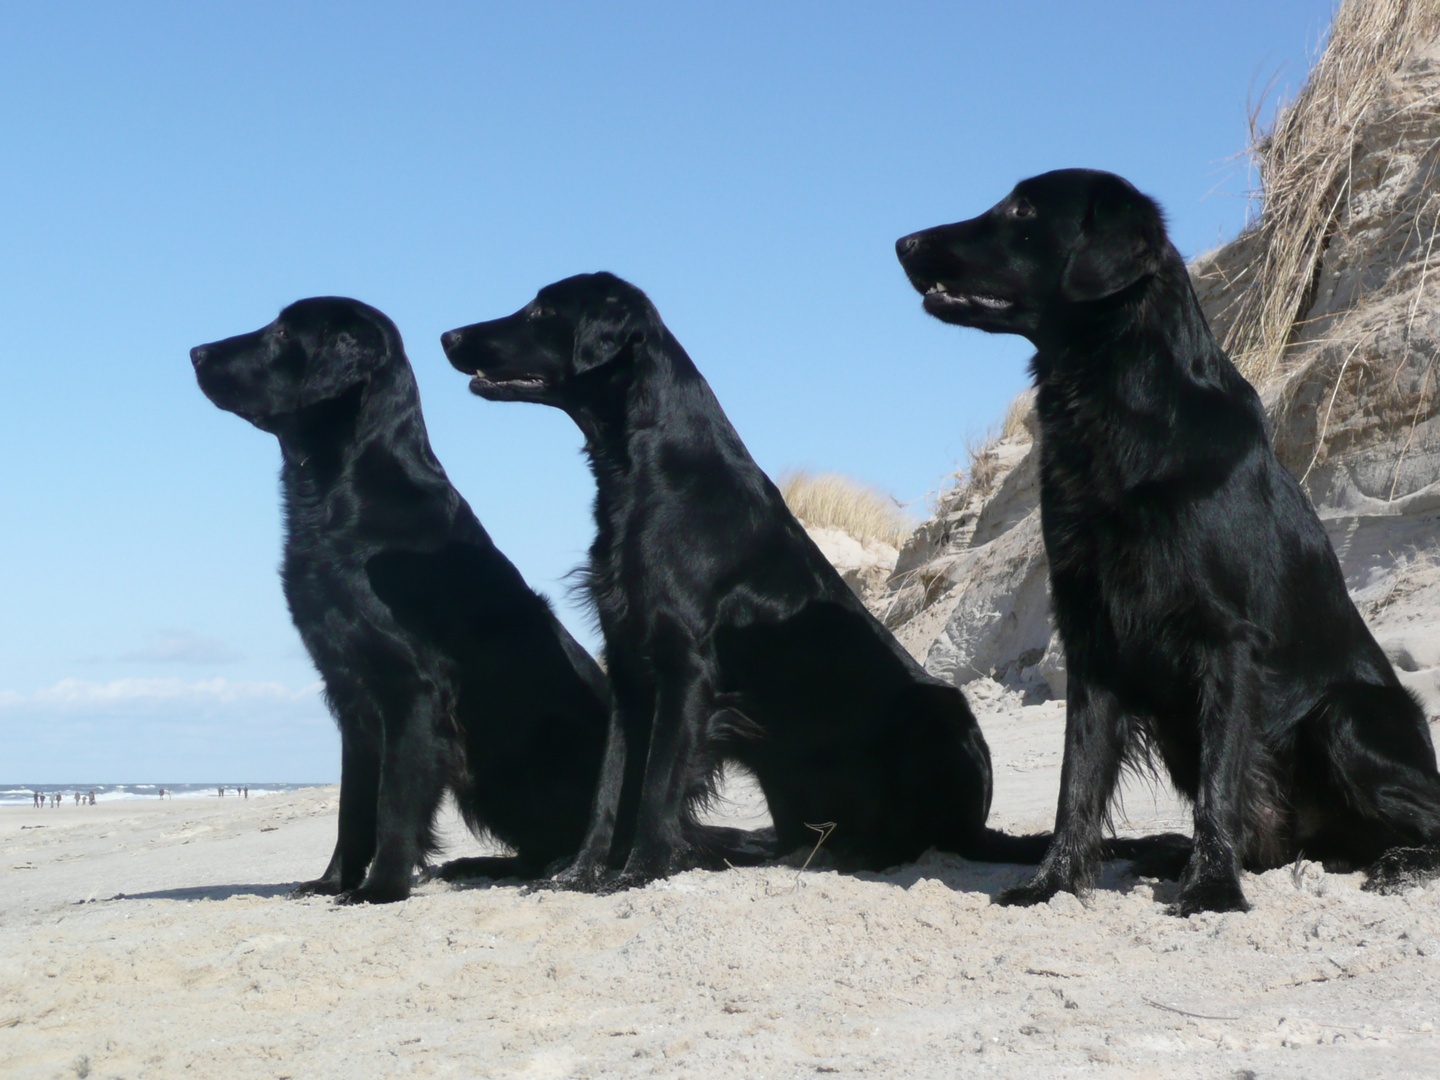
[96,882,303,903]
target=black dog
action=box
[192,297,611,902]
[897,168,1440,913]
[440,272,1053,891]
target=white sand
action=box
[4,696,1440,1079]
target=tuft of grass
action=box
[958,392,1033,500]
[1224,0,1440,385]
[999,388,1036,441]
[962,433,1004,498]
[779,470,916,548]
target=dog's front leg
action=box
[548,698,631,892]
[1176,647,1256,915]
[998,678,1125,906]
[610,648,715,890]
[336,685,449,904]
[293,723,379,897]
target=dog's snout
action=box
[440,329,463,354]
[190,345,209,368]
[896,232,925,260]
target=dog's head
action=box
[440,272,655,409]
[191,297,397,432]
[895,169,1169,342]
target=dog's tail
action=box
[1308,682,1440,843]
[1298,683,1440,892]
[685,823,780,868]
[956,827,1051,865]
[959,828,1194,870]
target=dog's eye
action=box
[274,326,288,341]
[529,306,554,320]
[1009,199,1037,220]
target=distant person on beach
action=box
[243,787,248,799]
[32,791,39,808]
[217,786,224,797]
[158,787,165,800]
[88,790,96,805]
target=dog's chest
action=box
[588,482,723,632]
[1036,405,1130,561]
[281,518,425,696]
[1036,413,1185,647]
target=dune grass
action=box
[1224,0,1440,385]
[779,470,916,548]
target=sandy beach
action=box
[4,694,1439,1080]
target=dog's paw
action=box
[1362,846,1440,894]
[601,846,703,892]
[595,872,650,895]
[333,879,411,905]
[996,876,1071,907]
[1172,875,1249,916]
[538,861,611,894]
[290,877,344,898]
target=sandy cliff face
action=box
[865,31,1440,717]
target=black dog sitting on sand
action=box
[897,168,1440,913]
[440,272,1060,892]
[192,297,613,902]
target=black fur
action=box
[440,273,1052,891]
[897,168,1440,913]
[191,297,610,903]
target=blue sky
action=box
[1,1,1337,782]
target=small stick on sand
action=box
[795,821,838,882]
[1143,998,1238,1021]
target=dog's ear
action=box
[573,299,648,375]
[332,305,393,371]
[1059,180,1166,303]
[289,301,398,408]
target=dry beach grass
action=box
[778,471,916,549]
[1221,0,1440,387]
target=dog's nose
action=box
[895,232,924,259]
[440,329,463,354]
[190,345,209,367]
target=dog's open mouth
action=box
[923,283,1012,311]
[469,371,548,395]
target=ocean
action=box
[0,782,328,807]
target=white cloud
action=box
[0,676,323,711]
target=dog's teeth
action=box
[473,370,487,379]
